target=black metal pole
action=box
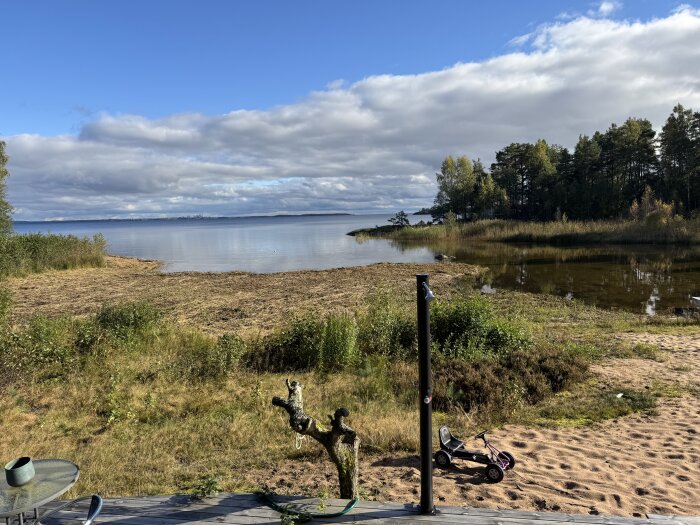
[416,274,434,514]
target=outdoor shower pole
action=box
[416,274,435,515]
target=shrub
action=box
[356,291,416,357]
[172,331,243,381]
[251,312,362,372]
[0,315,77,384]
[431,296,531,359]
[433,345,587,415]
[96,302,162,342]
[249,315,324,372]
[321,313,358,371]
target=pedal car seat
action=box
[439,426,464,452]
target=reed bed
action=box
[0,233,106,277]
[361,219,700,245]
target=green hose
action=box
[257,492,359,522]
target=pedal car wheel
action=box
[434,451,451,469]
[498,451,515,470]
[484,463,504,483]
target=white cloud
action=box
[596,1,622,17]
[3,7,700,220]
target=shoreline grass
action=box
[351,218,700,245]
[0,233,107,277]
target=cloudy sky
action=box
[2,1,700,220]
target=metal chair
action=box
[36,496,102,525]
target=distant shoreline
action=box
[13,212,356,224]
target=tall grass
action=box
[249,312,359,372]
[360,218,700,245]
[0,233,106,277]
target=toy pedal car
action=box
[434,426,515,483]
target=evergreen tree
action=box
[660,104,696,214]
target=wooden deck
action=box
[43,492,700,525]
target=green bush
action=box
[248,315,324,372]
[251,312,362,372]
[96,302,162,343]
[431,296,531,359]
[321,313,358,371]
[433,345,587,415]
[0,315,77,384]
[356,291,416,357]
[172,331,243,381]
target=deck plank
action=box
[34,492,700,525]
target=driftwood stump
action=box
[272,379,360,499]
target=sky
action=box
[1,0,699,220]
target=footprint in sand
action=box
[613,494,622,507]
[564,481,579,490]
[560,463,572,470]
[507,490,519,501]
[635,487,650,496]
[677,475,690,482]
[511,441,528,449]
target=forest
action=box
[432,104,700,222]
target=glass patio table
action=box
[0,460,79,525]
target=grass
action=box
[353,218,700,245]
[522,383,657,427]
[0,265,692,498]
[0,233,106,277]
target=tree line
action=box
[432,104,700,222]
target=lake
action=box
[14,215,700,314]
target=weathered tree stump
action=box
[272,379,360,499]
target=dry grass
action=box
[362,218,700,245]
[7,256,477,336]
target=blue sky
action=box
[2,1,699,220]
[1,0,684,136]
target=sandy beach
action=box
[251,332,700,517]
[6,257,700,517]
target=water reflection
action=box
[390,239,700,314]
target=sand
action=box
[6,257,700,517]
[257,334,700,517]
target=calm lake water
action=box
[14,215,700,315]
[14,214,435,272]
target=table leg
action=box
[18,513,23,525]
